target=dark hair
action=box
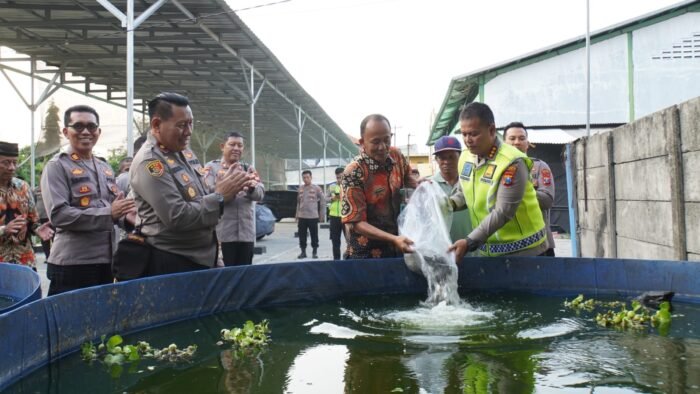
[226,131,245,141]
[134,135,147,153]
[148,92,189,120]
[302,170,312,177]
[503,121,528,139]
[64,105,99,126]
[334,167,345,175]
[119,157,133,166]
[459,102,494,127]
[360,114,391,137]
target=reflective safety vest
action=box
[458,143,546,256]
[329,184,342,217]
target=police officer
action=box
[130,92,250,276]
[503,122,556,256]
[448,102,548,262]
[41,105,135,295]
[203,131,264,266]
[327,166,344,260]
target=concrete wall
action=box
[573,96,700,260]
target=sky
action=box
[0,0,682,156]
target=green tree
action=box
[106,147,128,174]
[16,145,47,184]
[36,100,62,157]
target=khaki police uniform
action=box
[530,158,555,255]
[130,135,220,269]
[41,147,118,294]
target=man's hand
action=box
[448,238,469,264]
[5,216,27,236]
[215,164,249,202]
[393,235,415,253]
[111,192,136,220]
[36,221,54,241]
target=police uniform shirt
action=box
[130,135,220,267]
[203,159,264,243]
[450,140,549,256]
[530,158,555,250]
[41,147,119,265]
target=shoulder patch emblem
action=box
[71,168,84,176]
[78,185,91,194]
[460,162,473,180]
[70,153,80,161]
[79,196,90,207]
[146,160,165,177]
[501,165,518,187]
[541,168,552,185]
[181,173,190,183]
[187,186,197,198]
[483,164,497,179]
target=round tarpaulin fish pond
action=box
[0,263,41,315]
[1,257,699,391]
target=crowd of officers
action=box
[0,93,555,296]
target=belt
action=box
[479,228,546,255]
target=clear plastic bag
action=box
[398,181,460,305]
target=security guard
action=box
[41,105,135,295]
[130,92,250,276]
[503,121,556,256]
[448,102,547,262]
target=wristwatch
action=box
[213,192,225,215]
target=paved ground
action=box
[34,220,571,297]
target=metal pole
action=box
[566,144,580,257]
[126,0,135,156]
[250,66,256,169]
[585,0,591,138]
[322,131,327,194]
[30,58,35,189]
[338,141,342,165]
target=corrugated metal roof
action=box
[0,0,358,160]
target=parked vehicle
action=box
[256,204,276,241]
[261,190,298,222]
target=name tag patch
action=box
[483,164,497,179]
[460,162,473,180]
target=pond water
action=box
[7,292,700,393]
[0,295,16,310]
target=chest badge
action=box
[70,153,80,161]
[184,151,193,159]
[187,186,197,198]
[181,173,190,182]
[78,185,91,194]
[483,164,497,179]
[166,158,176,165]
[79,196,90,207]
[460,162,473,180]
[146,160,165,177]
[104,169,114,177]
[71,168,84,176]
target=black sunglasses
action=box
[67,123,99,133]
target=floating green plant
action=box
[81,334,197,372]
[564,295,672,334]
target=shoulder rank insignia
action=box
[187,186,197,198]
[146,160,165,177]
[166,158,176,165]
[79,196,90,207]
[78,185,91,194]
[71,168,84,176]
[181,173,190,183]
[184,151,193,159]
[70,153,80,161]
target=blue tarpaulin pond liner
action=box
[1,256,699,390]
[0,263,41,315]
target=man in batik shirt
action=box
[341,114,417,259]
[0,141,54,269]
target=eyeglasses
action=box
[67,123,99,133]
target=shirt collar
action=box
[360,150,395,173]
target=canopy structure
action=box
[0,0,358,188]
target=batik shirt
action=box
[0,178,41,268]
[341,147,415,259]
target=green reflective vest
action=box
[329,184,342,217]
[458,143,546,256]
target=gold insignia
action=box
[146,160,165,177]
[79,196,90,207]
[71,168,84,176]
[78,185,90,194]
[166,158,176,165]
[483,164,497,179]
[198,167,207,175]
[187,186,196,198]
[70,153,80,161]
[104,169,113,177]
[181,173,190,182]
[184,151,193,159]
